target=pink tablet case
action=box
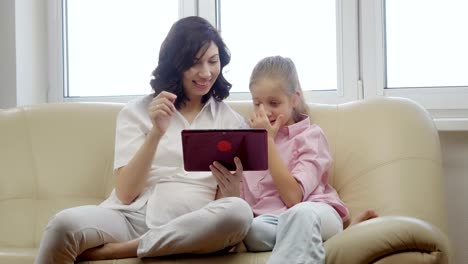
[181,129,268,171]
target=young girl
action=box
[210,56,376,264]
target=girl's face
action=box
[250,78,299,127]
[182,41,221,100]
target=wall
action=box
[440,131,468,263]
[0,0,17,108]
[15,0,48,106]
[0,0,47,109]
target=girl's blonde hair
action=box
[249,56,309,122]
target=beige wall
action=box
[0,0,17,109]
[0,0,47,109]
[439,131,468,264]
[14,0,48,106]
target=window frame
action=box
[47,0,198,103]
[359,0,468,120]
[48,0,360,104]
[47,0,468,129]
[208,0,361,104]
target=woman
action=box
[34,16,252,264]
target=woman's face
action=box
[182,41,221,100]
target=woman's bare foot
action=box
[77,239,139,261]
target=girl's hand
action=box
[210,157,244,198]
[248,104,285,139]
[148,91,177,136]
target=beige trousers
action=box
[34,197,252,264]
[138,197,253,257]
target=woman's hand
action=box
[148,91,177,136]
[248,104,285,139]
[210,157,244,198]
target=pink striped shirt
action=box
[241,116,349,220]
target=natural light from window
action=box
[385,0,468,88]
[65,0,178,97]
[220,0,337,93]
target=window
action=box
[62,0,178,98]
[220,0,337,92]
[217,0,359,102]
[385,0,468,88]
[52,0,359,103]
[48,0,467,128]
[360,0,468,116]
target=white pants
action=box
[137,197,252,257]
[34,197,252,264]
[244,202,343,264]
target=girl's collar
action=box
[278,114,311,138]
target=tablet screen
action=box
[181,129,268,171]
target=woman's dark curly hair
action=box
[150,16,232,109]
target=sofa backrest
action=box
[0,97,447,248]
[0,103,122,247]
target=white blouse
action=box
[100,94,246,228]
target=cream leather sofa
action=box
[0,97,451,264]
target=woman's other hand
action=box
[148,91,177,135]
[210,157,244,198]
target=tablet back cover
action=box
[182,129,268,171]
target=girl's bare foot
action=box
[348,209,378,227]
[77,239,139,261]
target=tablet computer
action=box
[181,129,268,171]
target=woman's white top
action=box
[100,94,246,227]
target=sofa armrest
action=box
[324,216,451,264]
